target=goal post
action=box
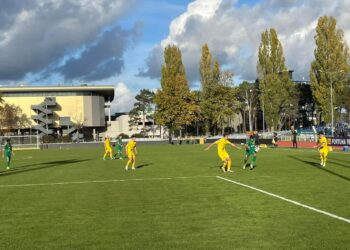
[0,135,40,150]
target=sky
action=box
[0,0,349,113]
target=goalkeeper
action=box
[243,134,257,170]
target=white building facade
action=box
[104,113,164,138]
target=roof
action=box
[0,85,115,101]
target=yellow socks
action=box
[227,160,232,171]
[221,162,227,172]
[126,160,136,170]
[125,160,131,170]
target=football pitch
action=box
[0,145,349,249]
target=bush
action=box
[42,135,56,143]
[132,133,144,138]
[119,133,129,139]
[60,135,72,143]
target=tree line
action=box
[0,97,30,135]
[130,16,350,136]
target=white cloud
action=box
[0,0,137,80]
[141,0,350,83]
[161,0,222,47]
[111,82,135,113]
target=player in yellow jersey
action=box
[103,136,113,160]
[125,136,137,170]
[314,132,329,167]
[205,133,241,173]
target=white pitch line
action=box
[0,175,215,188]
[216,176,350,224]
[272,148,349,154]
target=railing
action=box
[31,114,53,124]
[31,105,53,114]
[62,127,77,136]
[32,125,53,135]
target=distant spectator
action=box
[178,136,182,145]
[168,135,173,144]
[291,126,298,149]
[272,132,278,148]
[253,131,260,145]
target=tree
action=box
[200,58,222,134]
[128,108,141,132]
[72,113,87,141]
[257,28,295,131]
[199,44,238,135]
[310,16,350,124]
[202,64,237,135]
[296,83,315,128]
[154,45,198,135]
[0,95,3,122]
[199,44,213,91]
[347,82,350,123]
[0,103,30,134]
[128,89,155,135]
[199,44,214,133]
[212,83,237,134]
[237,81,258,132]
[220,70,235,87]
[212,60,221,85]
[190,90,204,136]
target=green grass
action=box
[0,145,349,249]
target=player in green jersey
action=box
[2,139,14,170]
[113,135,123,159]
[243,134,257,170]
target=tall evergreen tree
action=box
[310,16,350,124]
[129,89,155,135]
[212,60,221,85]
[154,45,197,135]
[199,44,214,133]
[199,44,213,91]
[199,45,237,135]
[257,28,295,131]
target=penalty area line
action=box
[0,175,216,188]
[216,176,350,224]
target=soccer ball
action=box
[255,146,260,152]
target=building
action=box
[0,85,114,138]
[104,112,163,138]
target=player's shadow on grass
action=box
[208,165,223,170]
[136,163,153,169]
[0,159,90,177]
[288,156,350,182]
[327,159,350,169]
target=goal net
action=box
[0,135,40,150]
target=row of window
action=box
[1,91,105,97]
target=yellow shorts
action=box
[320,148,329,157]
[105,148,112,153]
[127,152,135,159]
[218,152,229,161]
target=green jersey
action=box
[245,139,256,155]
[116,138,123,151]
[4,143,12,157]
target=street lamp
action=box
[318,69,344,137]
